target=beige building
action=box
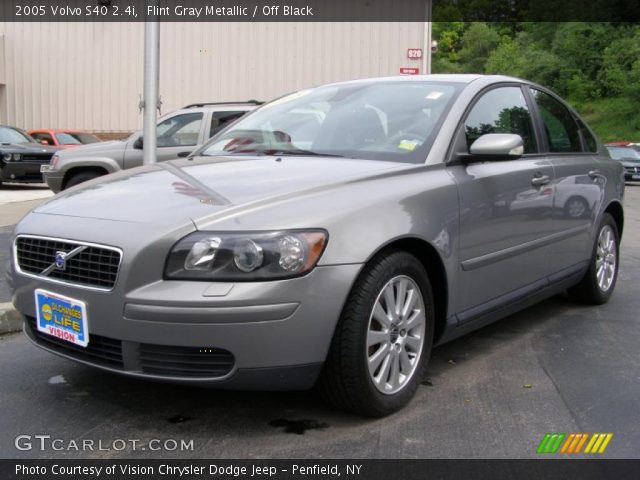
[0,22,430,135]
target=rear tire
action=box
[317,250,434,417]
[64,171,104,190]
[568,213,619,304]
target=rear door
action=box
[527,87,604,274]
[448,85,556,316]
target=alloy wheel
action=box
[595,224,617,292]
[366,275,426,395]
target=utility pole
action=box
[422,1,433,74]
[142,1,160,165]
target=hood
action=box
[58,140,126,158]
[1,143,59,154]
[33,156,409,226]
[620,160,640,168]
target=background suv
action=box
[43,101,261,191]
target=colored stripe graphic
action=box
[585,433,613,454]
[539,433,613,454]
[560,433,589,454]
[537,433,566,454]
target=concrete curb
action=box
[0,302,22,335]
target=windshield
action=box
[607,146,640,161]
[56,132,100,144]
[0,127,34,145]
[197,81,462,163]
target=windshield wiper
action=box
[266,149,345,158]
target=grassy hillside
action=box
[573,97,640,144]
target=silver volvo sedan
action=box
[7,75,624,416]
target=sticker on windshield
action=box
[426,91,444,100]
[398,139,420,152]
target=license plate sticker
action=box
[35,289,89,347]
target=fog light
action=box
[234,239,263,272]
[278,235,305,272]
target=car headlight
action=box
[165,230,328,281]
[3,153,13,162]
[50,154,60,170]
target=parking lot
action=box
[0,182,638,459]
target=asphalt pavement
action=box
[0,184,639,459]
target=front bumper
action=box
[11,252,361,389]
[0,161,46,183]
[43,169,64,192]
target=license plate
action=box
[633,174,640,180]
[40,165,50,173]
[35,289,89,347]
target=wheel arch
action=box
[62,166,110,189]
[365,236,449,343]
[604,200,624,239]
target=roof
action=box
[183,100,263,108]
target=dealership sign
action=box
[400,67,420,75]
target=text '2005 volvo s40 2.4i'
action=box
[8,75,624,416]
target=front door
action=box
[449,85,556,316]
[124,111,205,169]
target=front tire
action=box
[318,250,434,417]
[568,213,619,304]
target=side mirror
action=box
[468,133,524,161]
[133,136,143,149]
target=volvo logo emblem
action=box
[54,251,67,270]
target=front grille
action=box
[26,315,235,378]
[139,343,235,378]
[26,316,124,369]
[21,154,53,162]
[16,236,121,290]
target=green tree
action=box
[456,23,501,73]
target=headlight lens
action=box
[3,153,13,162]
[165,230,328,281]
[50,154,60,169]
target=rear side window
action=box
[464,87,537,154]
[531,89,582,153]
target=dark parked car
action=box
[605,144,640,181]
[0,126,59,185]
[9,75,624,416]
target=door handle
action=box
[531,174,551,187]
[177,151,190,158]
[588,169,600,179]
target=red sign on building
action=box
[400,67,420,75]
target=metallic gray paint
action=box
[10,75,625,388]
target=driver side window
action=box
[156,112,203,147]
[464,87,538,154]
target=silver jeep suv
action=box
[43,101,260,192]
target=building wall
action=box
[0,22,427,133]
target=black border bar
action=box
[3,459,640,480]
